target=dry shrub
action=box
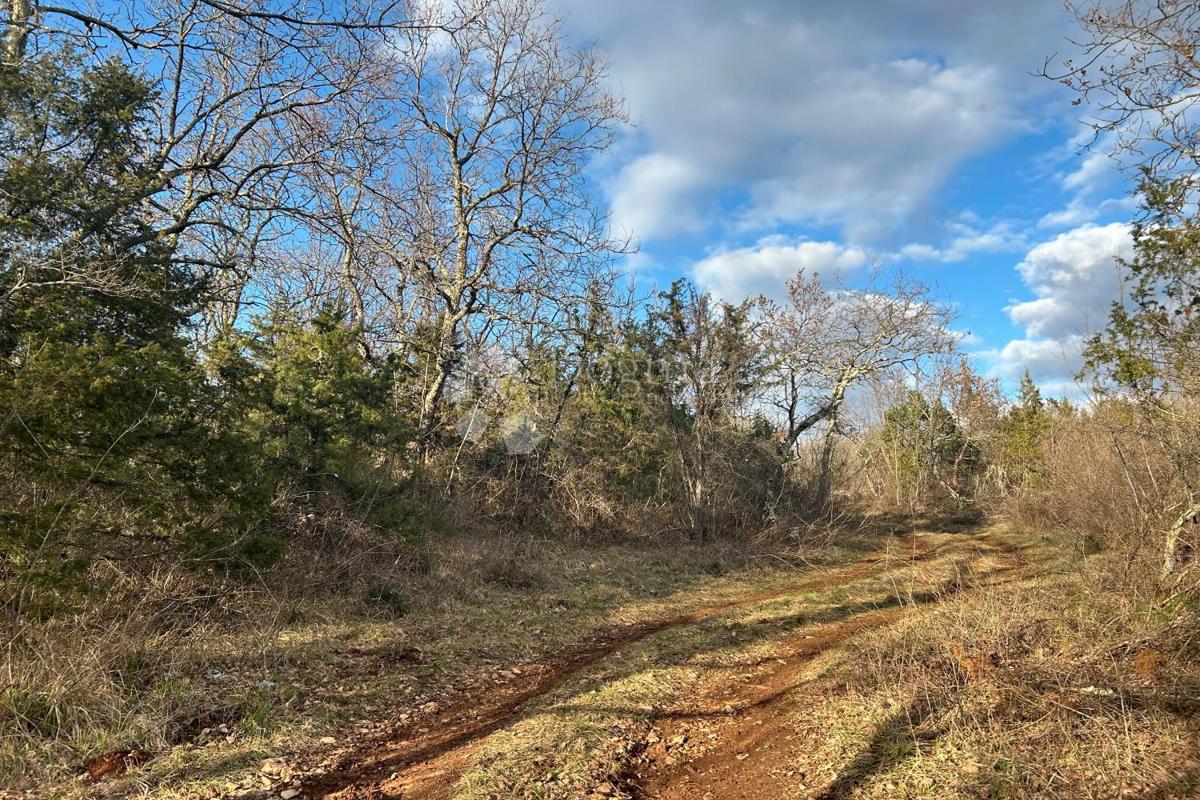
[430,409,788,544]
[547,464,621,535]
[545,463,682,542]
[838,554,1200,797]
[409,532,561,605]
[0,490,439,785]
[267,490,433,602]
[1013,402,1192,593]
[1,563,285,785]
[468,533,547,590]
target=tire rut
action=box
[619,538,1028,800]
[294,533,945,799]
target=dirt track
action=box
[620,538,1025,800]
[294,531,1021,799]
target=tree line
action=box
[3,0,1198,622]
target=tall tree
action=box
[880,390,978,508]
[2,0,412,322]
[386,0,627,447]
[0,53,265,607]
[767,269,957,504]
[653,281,766,540]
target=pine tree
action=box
[0,52,264,585]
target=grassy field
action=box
[2,526,879,798]
[7,523,1198,800]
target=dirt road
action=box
[293,529,1025,800]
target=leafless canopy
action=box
[767,269,958,450]
[386,0,629,440]
[2,0,424,309]
[1043,0,1200,177]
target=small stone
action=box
[280,790,300,800]
[319,736,337,745]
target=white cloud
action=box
[1037,128,1135,231]
[1062,149,1116,193]
[740,60,1022,239]
[982,336,1086,383]
[900,219,1027,263]
[1037,201,1097,229]
[560,0,1071,244]
[955,329,984,348]
[609,153,710,241]
[985,222,1133,387]
[1009,222,1132,339]
[692,238,870,303]
[1038,194,1137,230]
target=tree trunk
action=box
[338,245,365,330]
[815,407,839,508]
[4,0,32,65]
[417,309,461,454]
[690,475,706,542]
[785,366,856,453]
[1163,499,1199,579]
[812,376,851,507]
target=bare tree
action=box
[2,0,416,313]
[767,269,958,504]
[385,0,628,448]
[1043,0,1200,178]
[268,88,403,342]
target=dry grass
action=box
[10,522,1194,799]
[451,530,995,799]
[1010,403,1200,597]
[445,527,1200,800]
[1,526,857,797]
[800,527,1200,799]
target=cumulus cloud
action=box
[982,336,1087,384]
[985,222,1132,386]
[1009,222,1132,338]
[900,219,1027,263]
[742,60,1022,240]
[609,153,711,241]
[692,237,869,303]
[560,0,1070,243]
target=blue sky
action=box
[555,0,1139,397]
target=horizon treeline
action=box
[2,0,1198,623]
